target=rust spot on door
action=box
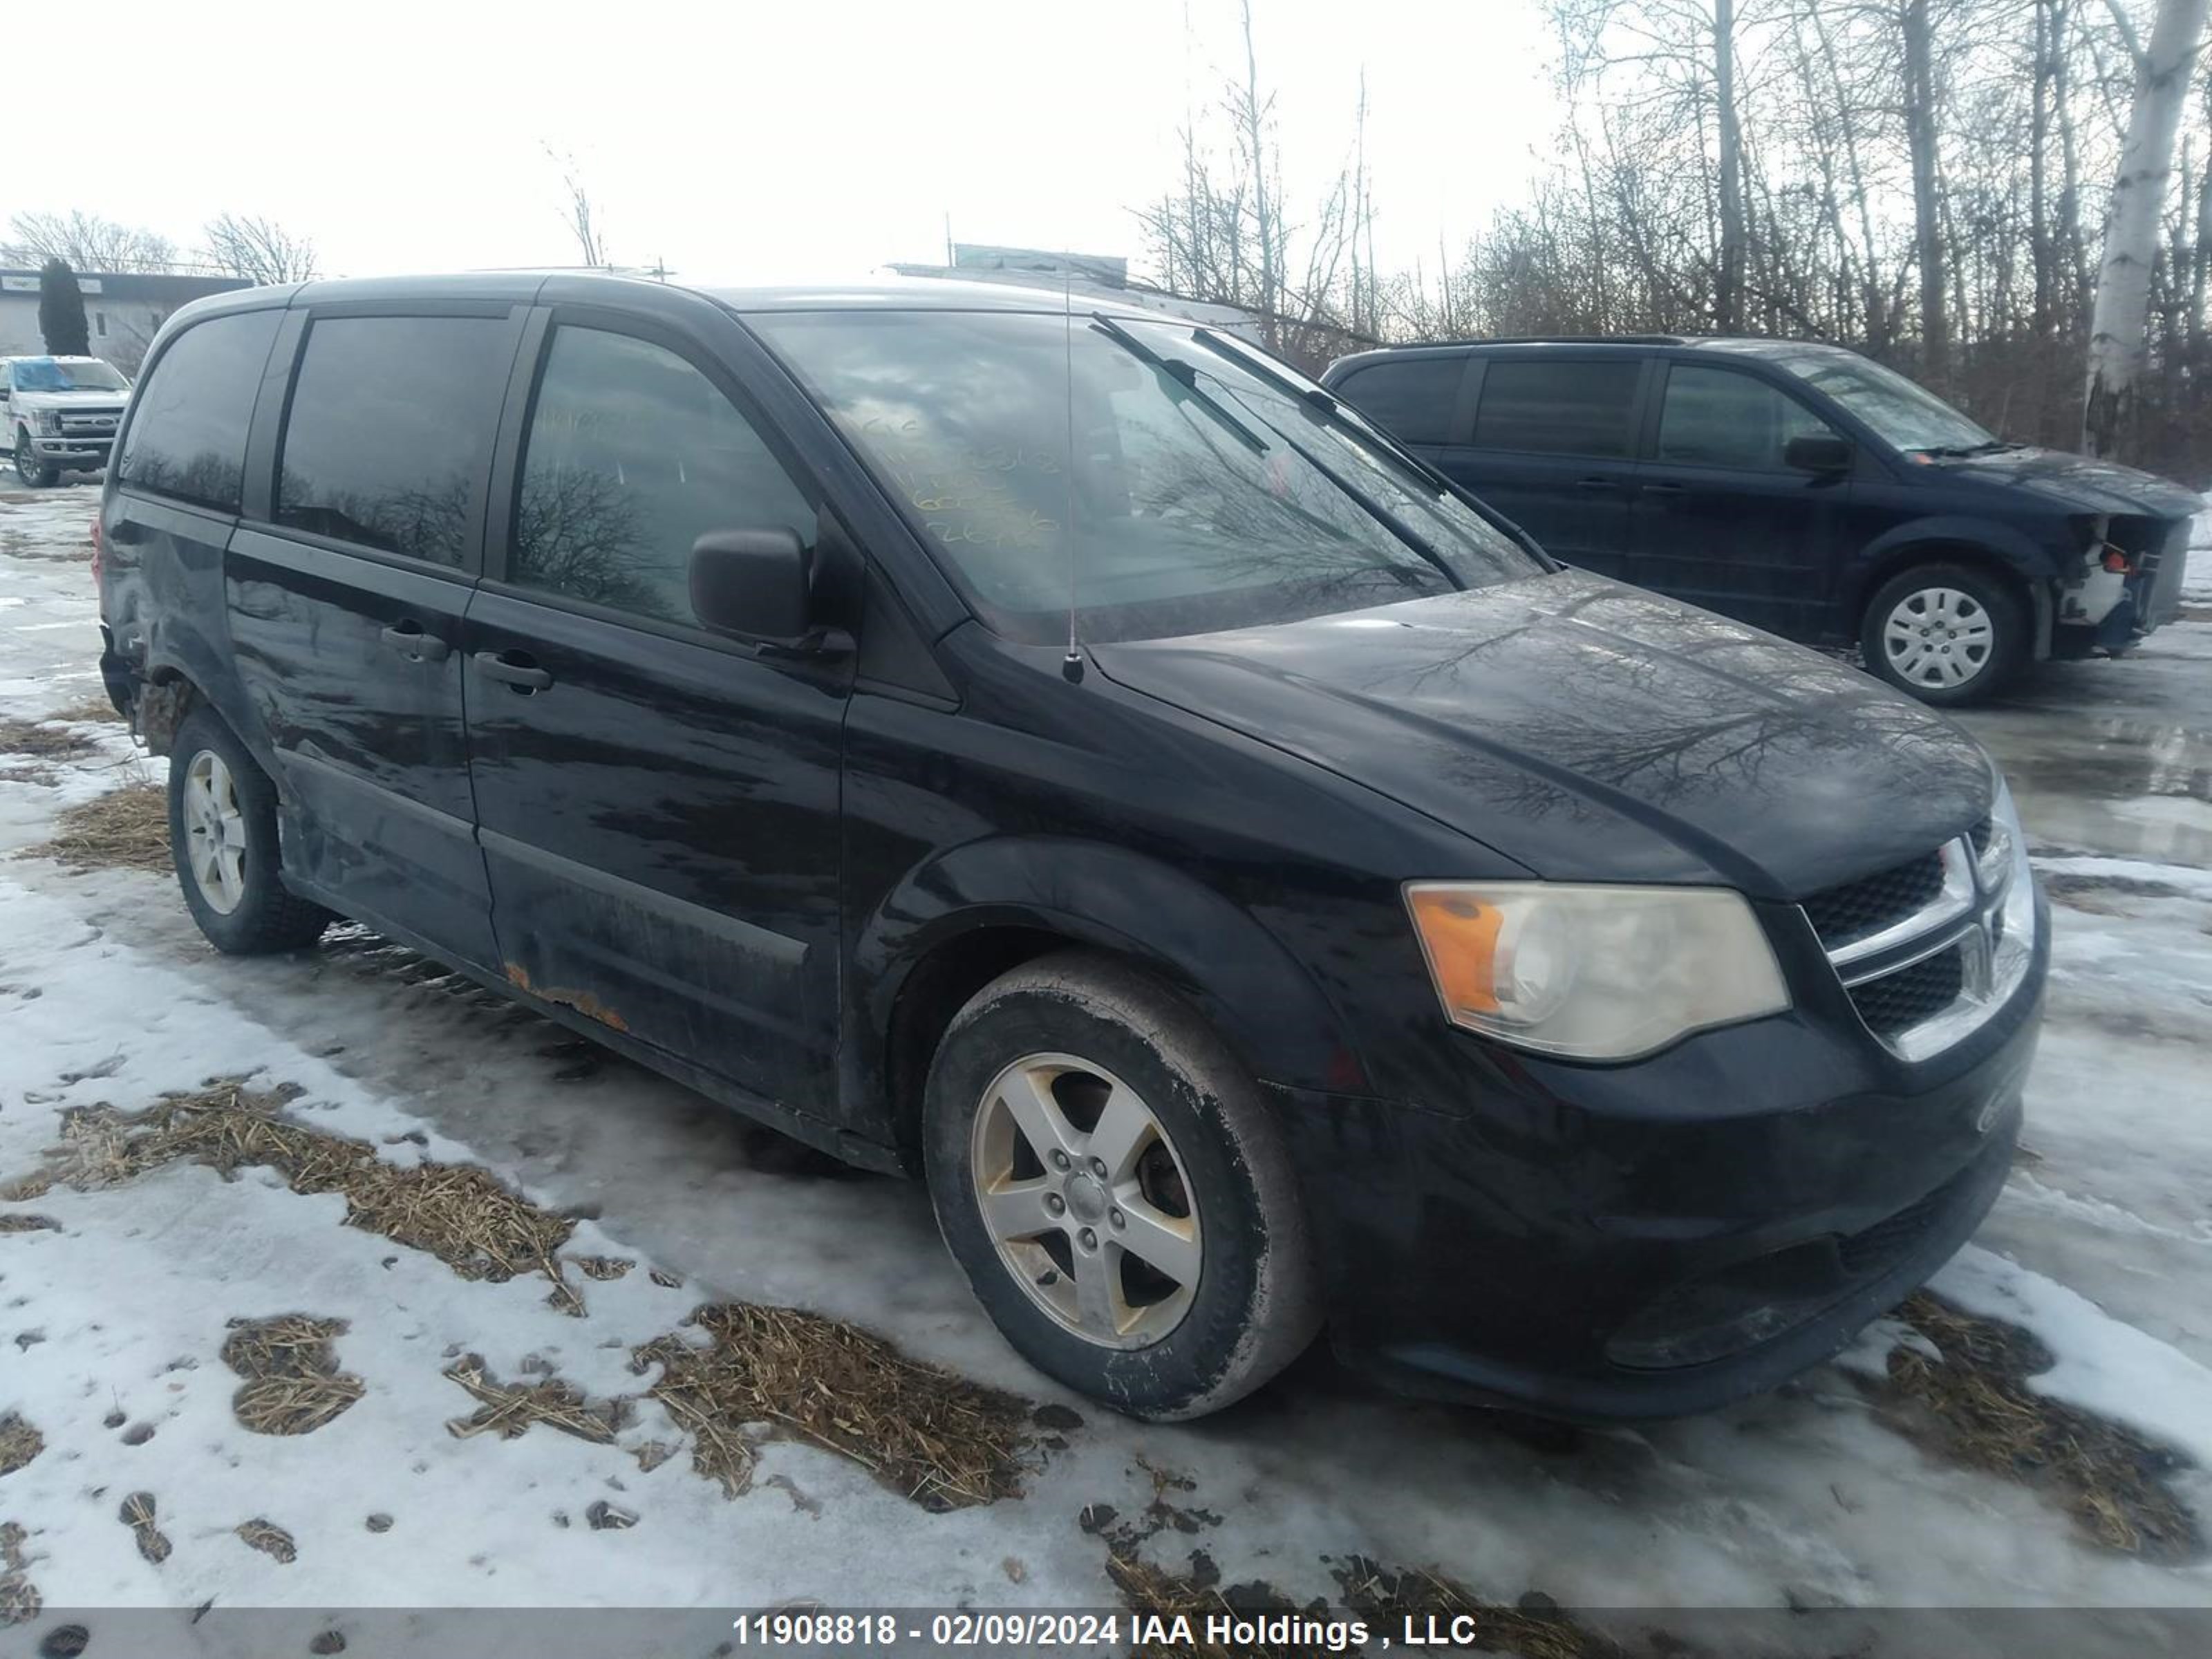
[504,963,630,1033]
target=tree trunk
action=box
[1902,0,1949,384]
[2083,0,2212,458]
[1714,0,1745,331]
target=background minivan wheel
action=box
[167,707,332,954]
[1859,562,2027,706]
[923,951,1321,1420]
[14,431,57,489]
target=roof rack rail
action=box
[1369,333,1691,349]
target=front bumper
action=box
[26,435,113,469]
[1275,901,2047,1422]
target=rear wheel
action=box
[923,952,1320,1419]
[168,707,332,953]
[1859,562,2027,706]
[14,429,56,489]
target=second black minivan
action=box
[98,275,2045,1423]
[1323,337,2200,704]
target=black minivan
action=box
[97,274,2046,1423]
[1322,337,2200,704]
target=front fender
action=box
[1846,514,2061,615]
[847,835,1372,1122]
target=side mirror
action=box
[1784,433,1853,475]
[688,527,816,646]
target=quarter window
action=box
[1656,365,1833,470]
[276,315,514,565]
[117,310,283,514]
[1471,360,1641,458]
[1334,357,1463,445]
[509,326,811,628]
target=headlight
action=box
[35,409,61,435]
[1404,882,1790,1060]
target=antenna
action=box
[1060,248,1084,684]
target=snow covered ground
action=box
[3,480,2212,1656]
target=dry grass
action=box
[0,1521,37,1627]
[48,697,124,726]
[118,1492,170,1564]
[236,1519,297,1564]
[1332,1557,1613,1659]
[443,1353,625,1444]
[0,1175,51,1203]
[0,1215,57,1235]
[0,1416,41,1479]
[38,1078,588,1310]
[26,782,168,873]
[635,1303,1033,1511]
[221,1315,365,1437]
[1878,1292,2199,1559]
[1102,1550,1345,1659]
[0,718,96,760]
[570,1255,634,1282]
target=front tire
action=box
[1859,562,2027,706]
[168,707,332,954]
[923,952,1321,1420]
[14,429,57,489]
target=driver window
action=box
[1656,365,1833,471]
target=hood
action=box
[10,386,126,409]
[1091,571,1993,899]
[1931,445,2200,520]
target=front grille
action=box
[1967,816,1993,856]
[58,412,119,434]
[1802,852,1945,948]
[1849,945,1965,1037]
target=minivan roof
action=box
[252,270,1155,317]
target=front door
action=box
[225,306,524,963]
[1629,362,1854,637]
[462,315,851,1109]
[1432,355,1647,579]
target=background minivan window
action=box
[510,327,812,626]
[1472,359,1640,456]
[1656,364,1834,471]
[116,310,282,514]
[1333,356,1463,445]
[275,316,514,566]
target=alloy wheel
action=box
[969,1052,1201,1349]
[182,749,248,914]
[1881,585,1995,689]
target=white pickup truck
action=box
[1,354,131,487]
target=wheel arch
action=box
[1846,520,2050,635]
[848,837,1370,1168]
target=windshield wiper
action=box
[1087,314,1267,457]
[1915,440,2017,458]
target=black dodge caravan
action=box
[97,274,2047,1423]
[1322,336,2200,704]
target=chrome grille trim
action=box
[1825,839,1976,972]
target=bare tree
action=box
[2083,0,2212,455]
[202,213,319,285]
[3,210,176,273]
[545,145,610,269]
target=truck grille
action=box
[1848,945,1965,1038]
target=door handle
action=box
[1641,480,1686,494]
[474,650,553,692]
[379,621,451,662]
[1573,477,1618,491]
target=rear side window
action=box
[509,326,812,627]
[117,310,282,513]
[1472,359,1640,458]
[1657,365,1834,470]
[276,315,514,566]
[1334,357,1463,445]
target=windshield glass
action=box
[8,357,127,393]
[1770,348,1993,453]
[751,310,1542,643]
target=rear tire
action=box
[168,707,332,954]
[922,951,1321,1420]
[1859,561,2027,706]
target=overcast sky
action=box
[26,0,1560,288]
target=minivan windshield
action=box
[8,357,127,393]
[1768,348,1996,455]
[752,310,1543,643]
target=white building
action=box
[887,244,1265,340]
[0,268,253,373]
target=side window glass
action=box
[276,315,514,566]
[117,310,283,513]
[1656,365,1835,470]
[1471,360,1640,458]
[511,327,812,627]
[1335,357,1463,445]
